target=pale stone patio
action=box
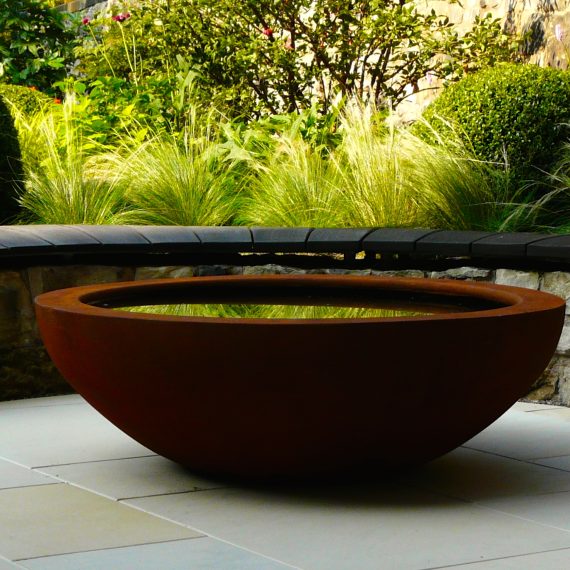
[2,396,570,569]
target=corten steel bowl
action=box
[35,275,565,480]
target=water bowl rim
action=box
[34,274,566,326]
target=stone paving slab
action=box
[0,458,58,490]
[126,483,570,570]
[440,548,570,569]
[478,490,570,532]
[18,538,296,570]
[38,456,226,500]
[401,446,570,501]
[0,558,24,570]
[511,402,561,410]
[532,455,570,470]
[0,394,84,410]
[0,400,154,467]
[464,409,570,460]
[0,484,201,560]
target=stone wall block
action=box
[495,268,540,289]
[526,354,562,402]
[308,268,372,276]
[26,265,135,299]
[429,267,492,281]
[552,356,570,406]
[0,346,71,402]
[540,271,570,314]
[23,265,136,343]
[371,270,426,278]
[556,317,570,355]
[243,265,306,275]
[135,266,195,281]
[0,271,36,347]
[421,1,465,23]
[58,0,113,15]
[194,265,243,277]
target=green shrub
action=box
[52,77,170,148]
[421,64,570,186]
[0,84,51,222]
[0,84,51,114]
[0,97,20,223]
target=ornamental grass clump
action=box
[334,105,420,228]
[239,133,344,227]
[239,103,535,231]
[13,99,131,225]
[335,104,542,232]
[535,143,570,233]
[401,123,529,232]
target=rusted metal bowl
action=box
[35,275,565,480]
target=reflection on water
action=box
[115,303,430,319]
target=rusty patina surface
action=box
[34,275,565,480]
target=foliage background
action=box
[0,0,79,93]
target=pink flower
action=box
[82,17,90,25]
[556,23,564,42]
[112,13,131,22]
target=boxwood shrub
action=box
[420,64,570,187]
[0,85,50,222]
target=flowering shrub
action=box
[76,0,521,118]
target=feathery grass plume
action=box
[104,119,244,226]
[336,104,536,231]
[333,103,420,228]
[11,98,131,225]
[410,118,546,232]
[239,131,344,227]
[537,142,570,233]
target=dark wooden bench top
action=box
[0,225,569,269]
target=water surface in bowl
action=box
[95,282,507,319]
[114,303,433,319]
